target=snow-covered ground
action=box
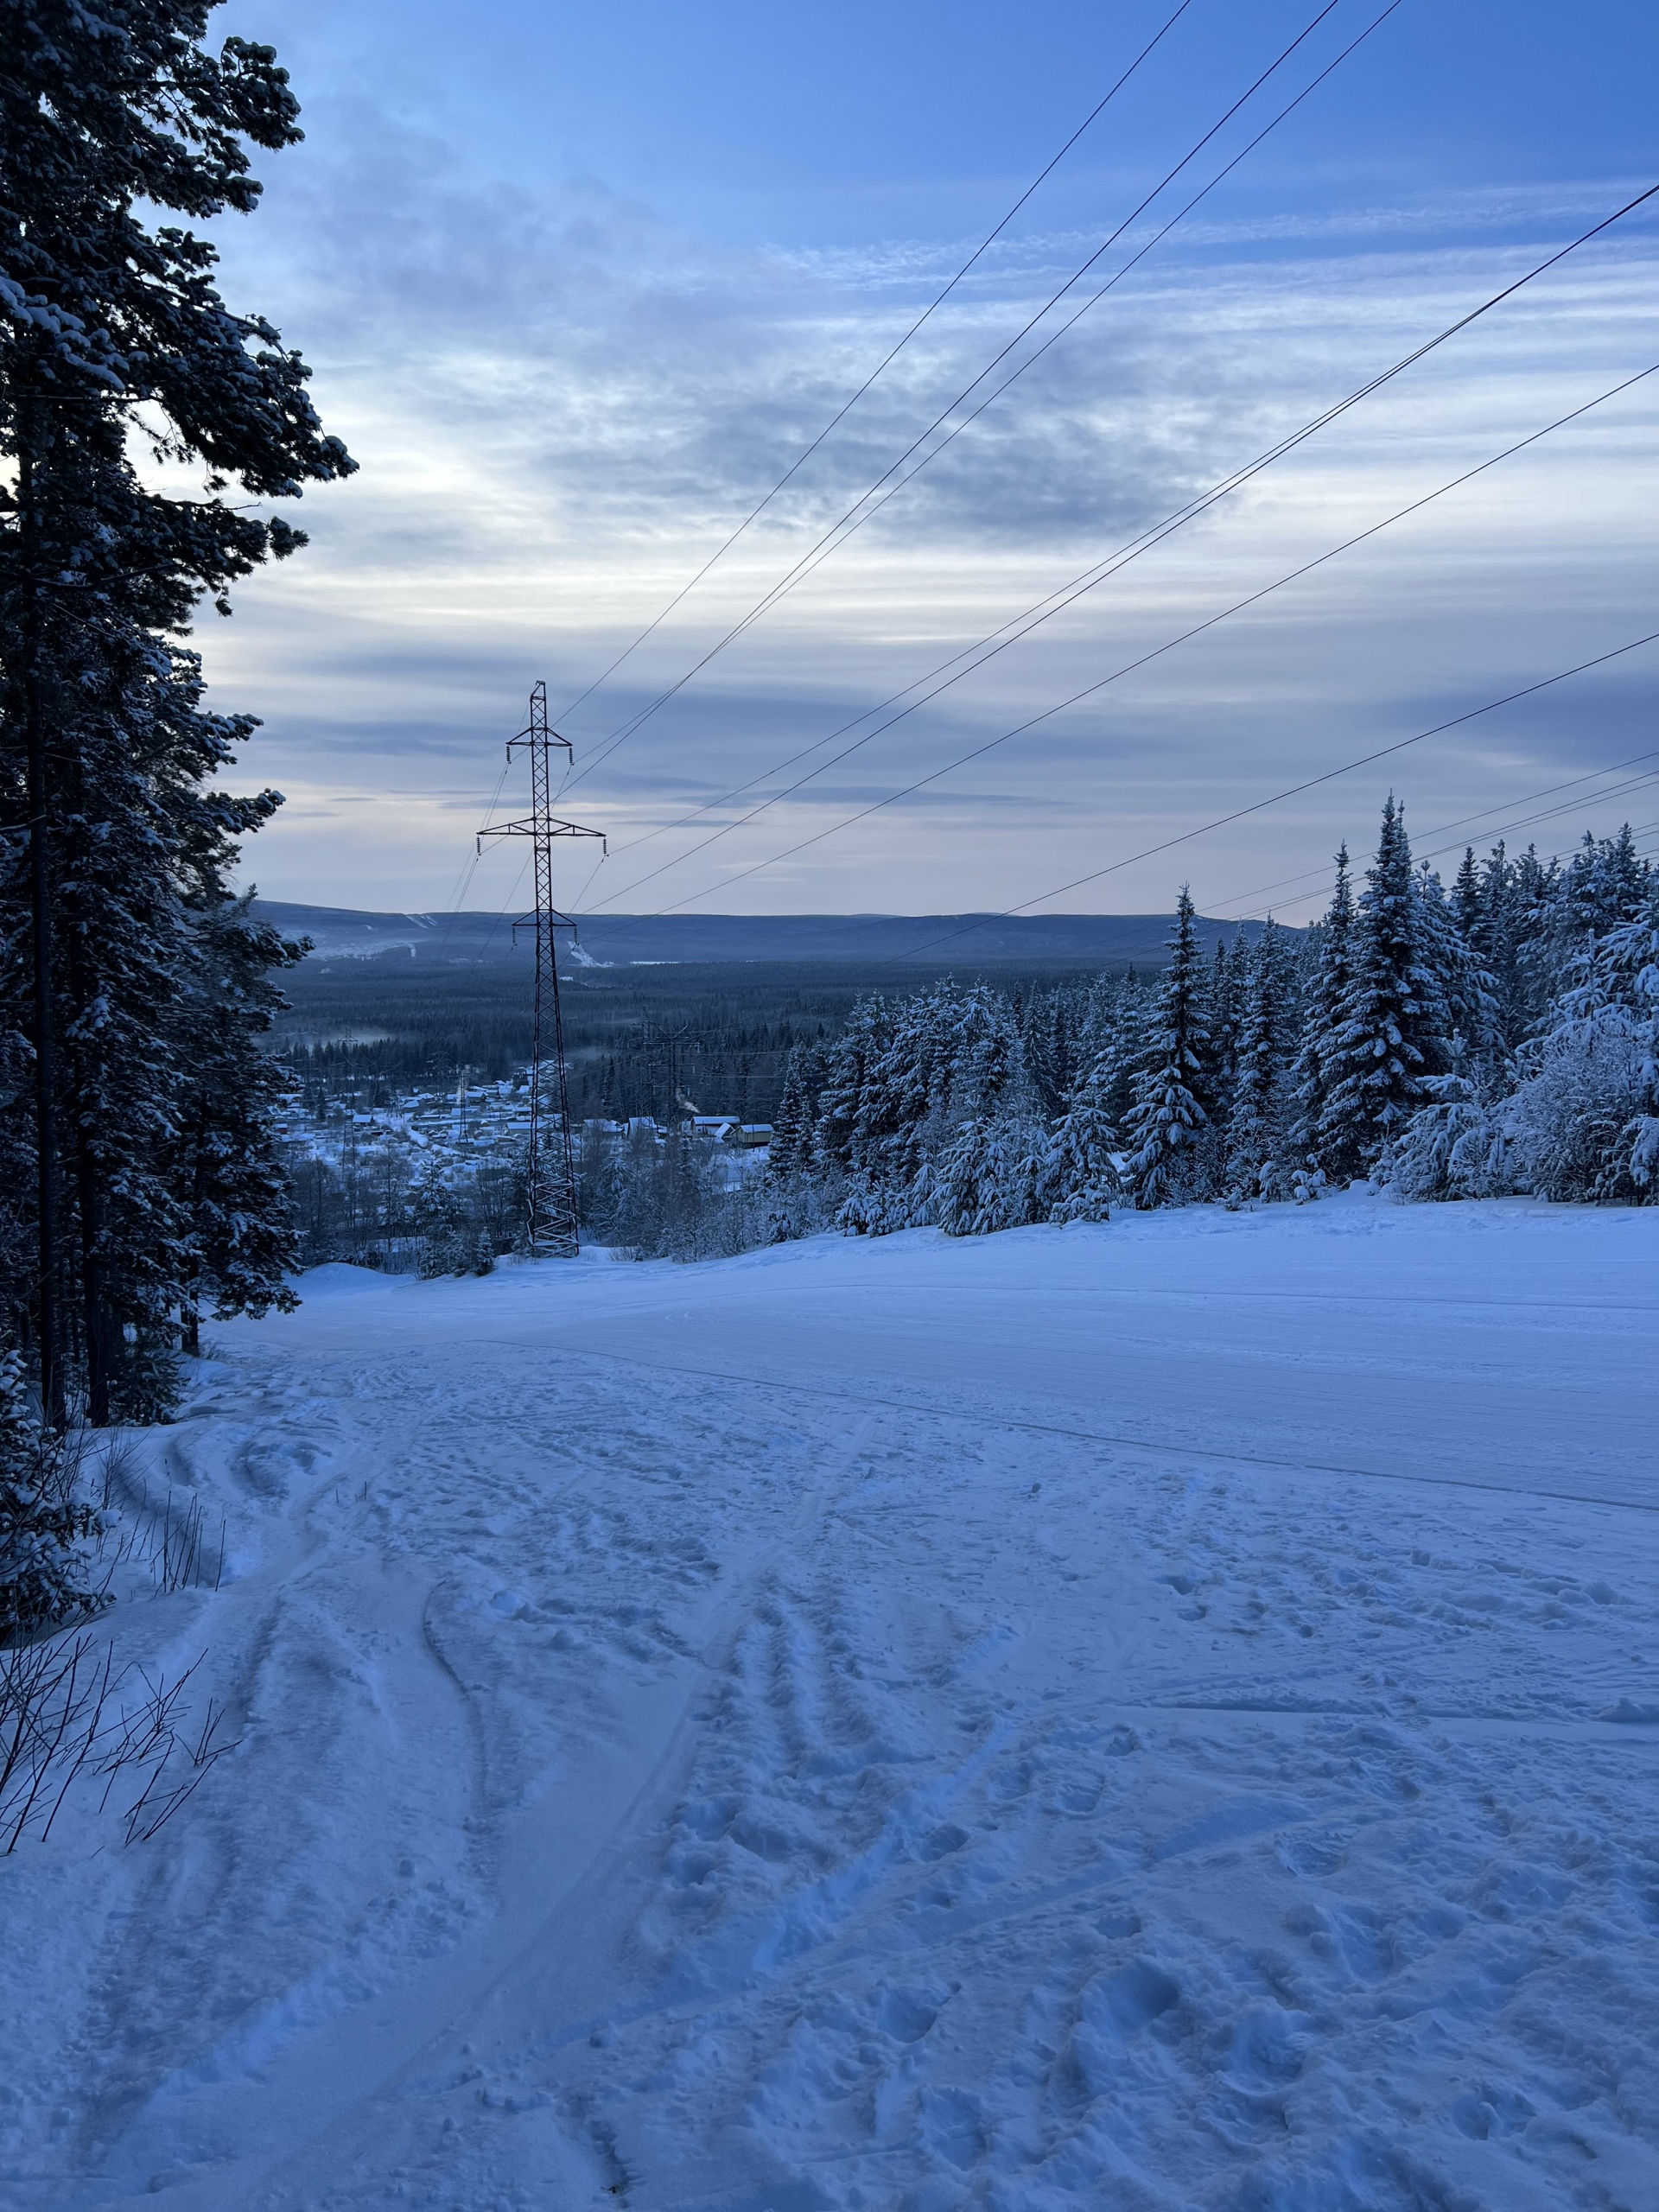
[8,1193,1658,2212]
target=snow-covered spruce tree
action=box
[1020,980,1090,1117]
[761,1037,834,1241]
[1041,1054,1121,1223]
[1288,844,1354,1185]
[1414,861,1497,1074]
[811,998,892,1178]
[1077,969,1149,1129]
[1503,893,1659,1202]
[856,983,960,1207]
[410,1160,472,1279]
[1121,888,1220,1208]
[1225,918,1299,1200]
[1384,1084,1509,1202]
[1516,826,1648,1029]
[1557,823,1650,947]
[935,1105,1046,1236]
[1208,936,1242,1106]
[1,4,353,1421]
[1453,842,1516,1061]
[1315,802,1449,1179]
[767,1053,810,1179]
[0,1350,105,1642]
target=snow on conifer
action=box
[1290,843,1355,1184]
[1226,918,1299,1201]
[1041,1057,1121,1223]
[1316,800,1449,1178]
[1121,888,1219,1209]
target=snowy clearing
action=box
[7,1192,1658,2212]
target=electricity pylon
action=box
[479,683,605,1256]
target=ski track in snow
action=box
[4,1194,1657,2212]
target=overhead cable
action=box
[581,248,1658,914]
[1211,753,1659,918]
[551,0,1197,724]
[594,357,1658,916]
[874,629,1659,967]
[565,0,1381,788]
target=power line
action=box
[427,756,514,961]
[1226,779,1659,922]
[550,0,1197,725]
[572,3,1421,896]
[873,629,1659,967]
[573,183,1658,927]
[582,278,1657,918]
[564,0,1380,790]
[1211,754,1659,918]
[602,356,1657,918]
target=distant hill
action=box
[253,905,1280,970]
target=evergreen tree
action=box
[1289,844,1354,1181]
[1209,937,1242,1104]
[1503,889,1659,1203]
[936,1109,1045,1237]
[1318,799,1448,1174]
[173,894,307,1351]
[1122,888,1218,1208]
[1414,861,1494,1071]
[1088,970,1153,1127]
[1042,1056,1120,1223]
[767,1052,810,1179]
[1226,918,1298,1199]
[410,1159,471,1279]
[2,1,354,1420]
[811,998,890,1173]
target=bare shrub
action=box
[0,1632,238,1853]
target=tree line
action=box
[760,801,1659,1236]
[509,798,1655,1267]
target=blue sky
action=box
[201,0,1659,918]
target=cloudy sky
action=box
[199,0,1658,920]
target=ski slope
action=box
[8,1192,1658,2212]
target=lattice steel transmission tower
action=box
[479,683,605,1256]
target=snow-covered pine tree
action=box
[410,1160,471,1279]
[1209,937,1242,1103]
[935,1109,1045,1237]
[810,998,891,1175]
[862,982,958,1202]
[767,1053,810,1179]
[1121,887,1219,1208]
[1288,844,1354,1185]
[1504,885,1659,1202]
[1042,1055,1121,1223]
[1414,861,1494,1072]
[1451,844,1482,941]
[1558,823,1650,944]
[1317,799,1449,1176]
[1,2,353,1421]
[1083,969,1149,1128]
[1020,984,1084,1117]
[1225,918,1299,1200]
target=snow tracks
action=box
[5,1209,1657,2211]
